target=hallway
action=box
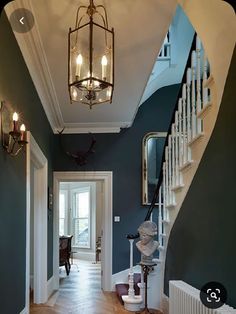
[30,260,129,314]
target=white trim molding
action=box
[47,276,55,300]
[26,132,48,312]
[53,171,113,291]
[4,0,63,131]
[55,121,132,134]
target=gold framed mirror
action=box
[142,132,167,205]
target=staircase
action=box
[115,34,221,312]
[156,35,220,311]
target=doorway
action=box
[53,171,113,291]
[59,181,101,263]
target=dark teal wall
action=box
[0,12,54,313]
[164,47,236,307]
[54,84,180,273]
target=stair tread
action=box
[188,132,204,146]
[197,101,213,119]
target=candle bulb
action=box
[72,88,78,99]
[20,124,26,141]
[12,112,19,133]
[76,54,83,78]
[101,55,107,80]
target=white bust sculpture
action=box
[136,221,159,264]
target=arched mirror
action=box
[142,132,167,205]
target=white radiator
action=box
[169,281,236,314]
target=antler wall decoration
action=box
[58,128,96,166]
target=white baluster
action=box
[171,124,175,189]
[158,185,162,245]
[182,84,187,165]
[168,137,172,205]
[162,163,169,226]
[174,110,179,187]
[178,98,183,168]
[186,69,192,161]
[202,52,209,106]
[196,36,202,134]
[191,51,197,140]
[165,147,169,205]
[128,239,135,298]
[167,44,170,59]
[160,46,164,58]
[122,239,142,310]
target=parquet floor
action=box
[30,260,162,314]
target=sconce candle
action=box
[1,101,28,156]
[20,124,26,141]
[12,112,19,132]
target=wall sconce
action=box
[1,101,28,156]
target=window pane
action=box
[59,218,64,235]
[73,218,89,247]
[59,193,65,218]
[76,191,89,218]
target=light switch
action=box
[114,216,120,222]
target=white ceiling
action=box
[5,0,178,133]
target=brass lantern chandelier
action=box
[68,0,114,109]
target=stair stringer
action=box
[159,79,219,314]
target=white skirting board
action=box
[72,251,96,262]
[18,276,56,314]
[161,294,169,314]
[19,307,27,314]
[47,276,56,300]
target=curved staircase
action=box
[115,34,221,312]
[155,35,220,310]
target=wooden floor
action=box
[30,260,162,314]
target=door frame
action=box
[53,171,113,291]
[25,132,48,310]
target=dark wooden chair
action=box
[59,235,73,275]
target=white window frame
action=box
[59,189,68,236]
[72,186,91,249]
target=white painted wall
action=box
[178,0,236,105]
[140,5,194,105]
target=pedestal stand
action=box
[136,262,157,314]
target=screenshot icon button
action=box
[200,281,227,309]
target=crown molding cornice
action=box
[5,0,64,131]
[55,121,132,134]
